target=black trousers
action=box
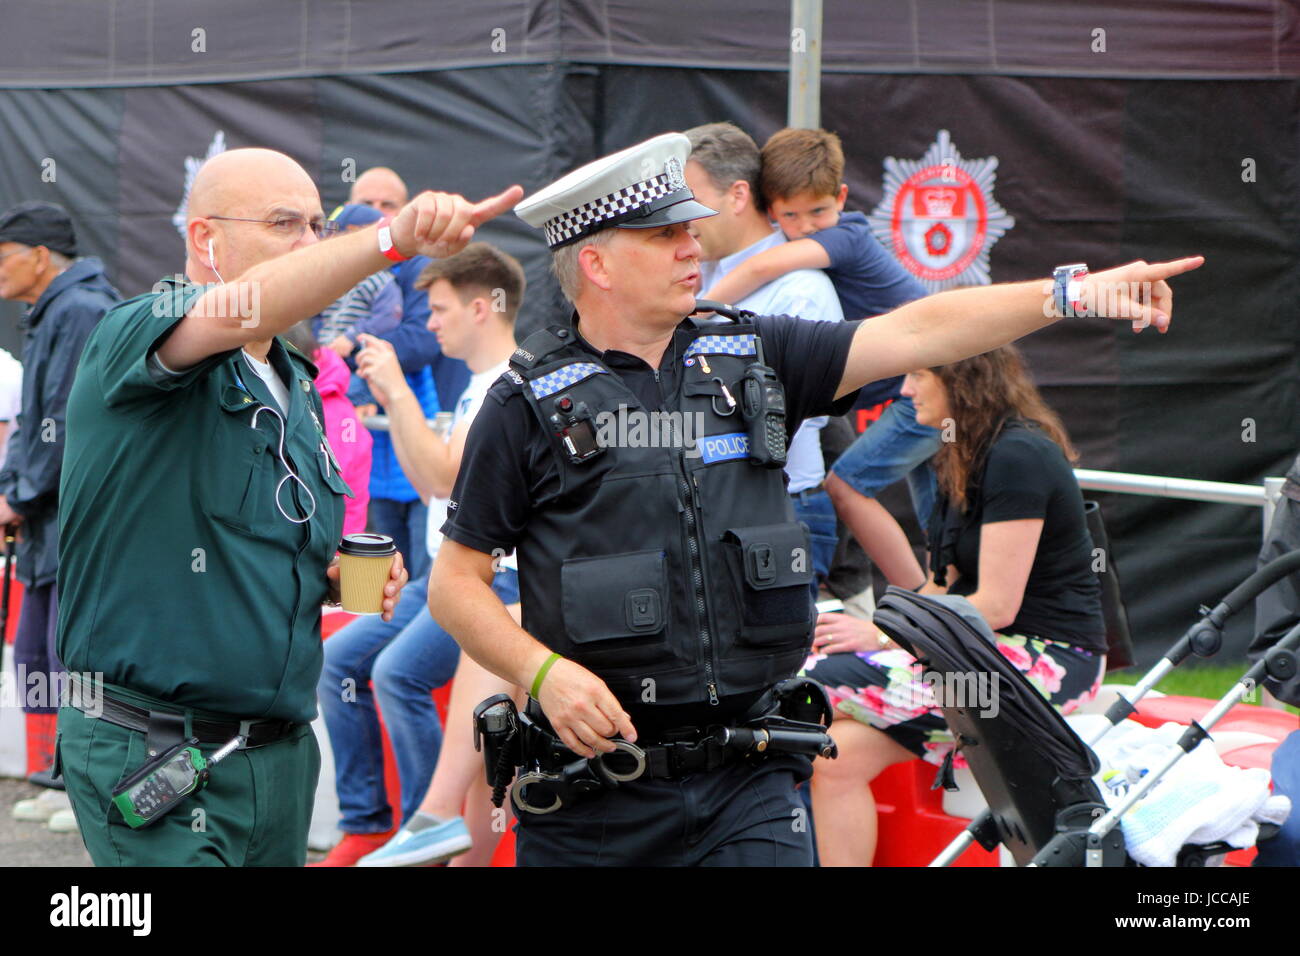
[515,754,814,866]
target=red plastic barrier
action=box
[1132,696,1298,742]
[870,760,998,867]
[2,574,25,645]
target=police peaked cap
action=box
[516,133,717,249]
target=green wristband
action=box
[530,652,562,699]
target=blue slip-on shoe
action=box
[355,816,473,867]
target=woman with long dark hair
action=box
[804,345,1106,866]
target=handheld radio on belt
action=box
[111,735,243,829]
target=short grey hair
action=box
[683,122,762,209]
[551,229,615,304]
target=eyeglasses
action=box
[205,215,341,240]
[0,246,32,264]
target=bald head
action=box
[185,147,324,284]
[189,148,317,219]
[350,167,408,215]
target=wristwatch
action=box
[1053,263,1088,318]
[376,217,408,263]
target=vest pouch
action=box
[722,523,814,646]
[560,549,669,666]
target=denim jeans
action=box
[830,395,941,527]
[368,497,432,581]
[318,568,520,832]
[1255,729,1300,866]
[791,488,837,600]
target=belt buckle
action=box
[659,737,707,779]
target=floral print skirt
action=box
[801,633,1105,767]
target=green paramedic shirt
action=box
[57,276,350,723]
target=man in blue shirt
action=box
[703,127,937,594]
[684,123,845,595]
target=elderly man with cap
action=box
[54,147,521,866]
[429,132,1202,866]
[0,202,118,825]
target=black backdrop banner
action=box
[0,54,1295,661]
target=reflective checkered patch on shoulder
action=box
[529,362,608,399]
[684,334,757,361]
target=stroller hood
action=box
[873,587,1100,782]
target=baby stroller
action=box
[871,549,1300,867]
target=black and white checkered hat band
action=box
[543,172,682,248]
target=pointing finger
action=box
[1143,255,1204,282]
[469,185,525,226]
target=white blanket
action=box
[1077,717,1290,867]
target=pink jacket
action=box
[314,347,372,536]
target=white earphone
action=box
[207,238,225,284]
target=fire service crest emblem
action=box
[868,130,1014,292]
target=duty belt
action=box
[70,679,299,750]
[475,678,838,815]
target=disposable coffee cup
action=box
[338,533,397,615]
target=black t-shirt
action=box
[441,312,861,732]
[927,422,1106,651]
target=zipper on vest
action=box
[678,469,719,706]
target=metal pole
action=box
[1073,469,1266,507]
[1263,476,1285,536]
[788,0,823,128]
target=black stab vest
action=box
[507,317,815,714]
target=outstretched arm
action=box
[835,257,1204,399]
[702,238,831,305]
[158,185,523,371]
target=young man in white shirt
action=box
[313,242,524,867]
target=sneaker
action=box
[306,832,392,867]
[12,789,71,823]
[47,807,79,833]
[356,816,472,867]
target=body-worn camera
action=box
[549,396,604,464]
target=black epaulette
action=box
[488,367,526,405]
[510,325,579,372]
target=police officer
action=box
[55,147,522,866]
[430,133,1202,866]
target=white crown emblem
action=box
[868,130,1015,292]
[922,188,958,218]
[665,156,685,190]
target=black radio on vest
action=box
[505,304,813,715]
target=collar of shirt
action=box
[701,225,843,323]
[566,311,701,412]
